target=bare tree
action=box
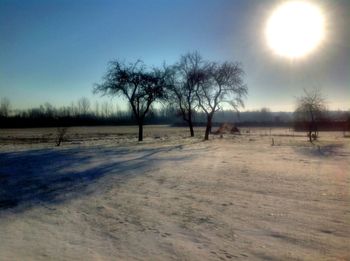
[68,102,77,116]
[295,89,326,142]
[168,52,205,137]
[43,102,55,117]
[94,60,169,141]
[101,101,112,118]
[94,101,100,117]
[196,62,247,140]
[77,97,91,116]
[0,97,11,117]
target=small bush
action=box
[55,127,68,146]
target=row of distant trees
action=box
[0,96,295,126]
[0,97,121,119]
[1,94,349,142]
[0,97,174,128]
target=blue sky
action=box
[0,0,349,111]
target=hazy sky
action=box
[0,0,349,111]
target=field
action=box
[0,126,349,260]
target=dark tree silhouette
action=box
[94,60,168,141]
[196,61,247,140]
[168,52,205,137]
[0,97,11,117]
[295,89,326,142]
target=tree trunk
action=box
[187,112,194,137]
[308,130,312,142]
[185,110,195,137]
[204,115,212,140]
[308,121,314,142]
[309,111,315,142]
[138,122,143,141]
[189,120,194,137]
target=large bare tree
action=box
[168,52,206,137]
[196,62,247,140]
[94,60,168,141]
[295,89,326,142]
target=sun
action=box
[265,1,325,58]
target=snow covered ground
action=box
[0,126,349,260]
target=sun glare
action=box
[266,1,325,58]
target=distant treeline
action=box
[294,120,350,132]
[0,109,292,128]
[0,98,349,130]
[0,101,291,128]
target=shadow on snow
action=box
[0,144,189,212]
[295,143,348,158]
